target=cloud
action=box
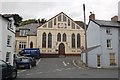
[1,0,119,22]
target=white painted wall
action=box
[86,21,101,67]
[0,16,2,59]
[100,27,118,68]
[86,20,119,68]
[0,17,15,66]
[118,1,120,21]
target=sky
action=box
[1,0,120,23]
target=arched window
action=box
[63,33,66,42]
[77,34,81,48]
[30,41,33,48]
[57,33,61,41]
[42,32,46,48]
[48,33,52,48]
[72,33,75,48]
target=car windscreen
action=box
[0,60,7,67]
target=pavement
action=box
[16,56,118,79]
[73,58,87,69]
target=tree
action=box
[20,19,38,26]
[40,18,47,24]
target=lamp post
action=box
[83,4,88,67]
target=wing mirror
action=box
[6,62,10,65]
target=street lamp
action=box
[83,4,88,67]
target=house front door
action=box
[59,43,65,55]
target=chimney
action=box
[89,12,95,20]
[111,16,118,21]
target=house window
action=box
[97,55,101,67]
[72,22,75,29]
[63,15,66,22]
[48,33,52,48]
[107,39,112,48]
[72,33,75,48]
[19,42,26,49]
[7,22,13,30]
[58,15,61,21]
[7,35,12,47]
[110,53,116,65]
[6,52,10,62]
[20,30,28,36]
[57,33,61,41]
[68,19,70,26]
[54,18,56,25]
[63,33,66,42]
[42,32,46,48]
[77,34,81,48]
[106,28,112,35]
[48,20,52,28]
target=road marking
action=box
[73,60,83,69]
[37,72,42,74]
[18,58,41,74]
[36,58,41,65]
[63,61,67,66]
[18,70,26,74]
[56,69,62,71]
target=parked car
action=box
[13,53,24,68]
[0,60,17,80]
[16,57,36,69]
[20,48,40,59]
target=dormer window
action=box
[19,29,29,36]
[106,28,112,35]
[7,22,13,30]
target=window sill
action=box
[107,33,112,35]
[107,47,113,50]
[110,63,117,66]
[7,45,11,47]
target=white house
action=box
[118,1,120,21]
[82,13,120,68]
[0,15,16,66]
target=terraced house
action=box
[15,12,85,57]
[0,15,16,65]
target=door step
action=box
[59,55,65,58]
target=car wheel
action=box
[11,70,17,79]
[28,65,32,69]
[34,62,36,66]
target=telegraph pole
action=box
[83,4,88,67]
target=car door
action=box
[2,61,12,78]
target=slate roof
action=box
[75,21,84,28]
[16,23,42,35]
[91,19,120,28]
[0,14,11,21]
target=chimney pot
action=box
[111,16,118,21]
[89,12,95,20]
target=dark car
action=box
[0,60,17,80]
[16,57,36,69]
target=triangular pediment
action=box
[38,12,84,30]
